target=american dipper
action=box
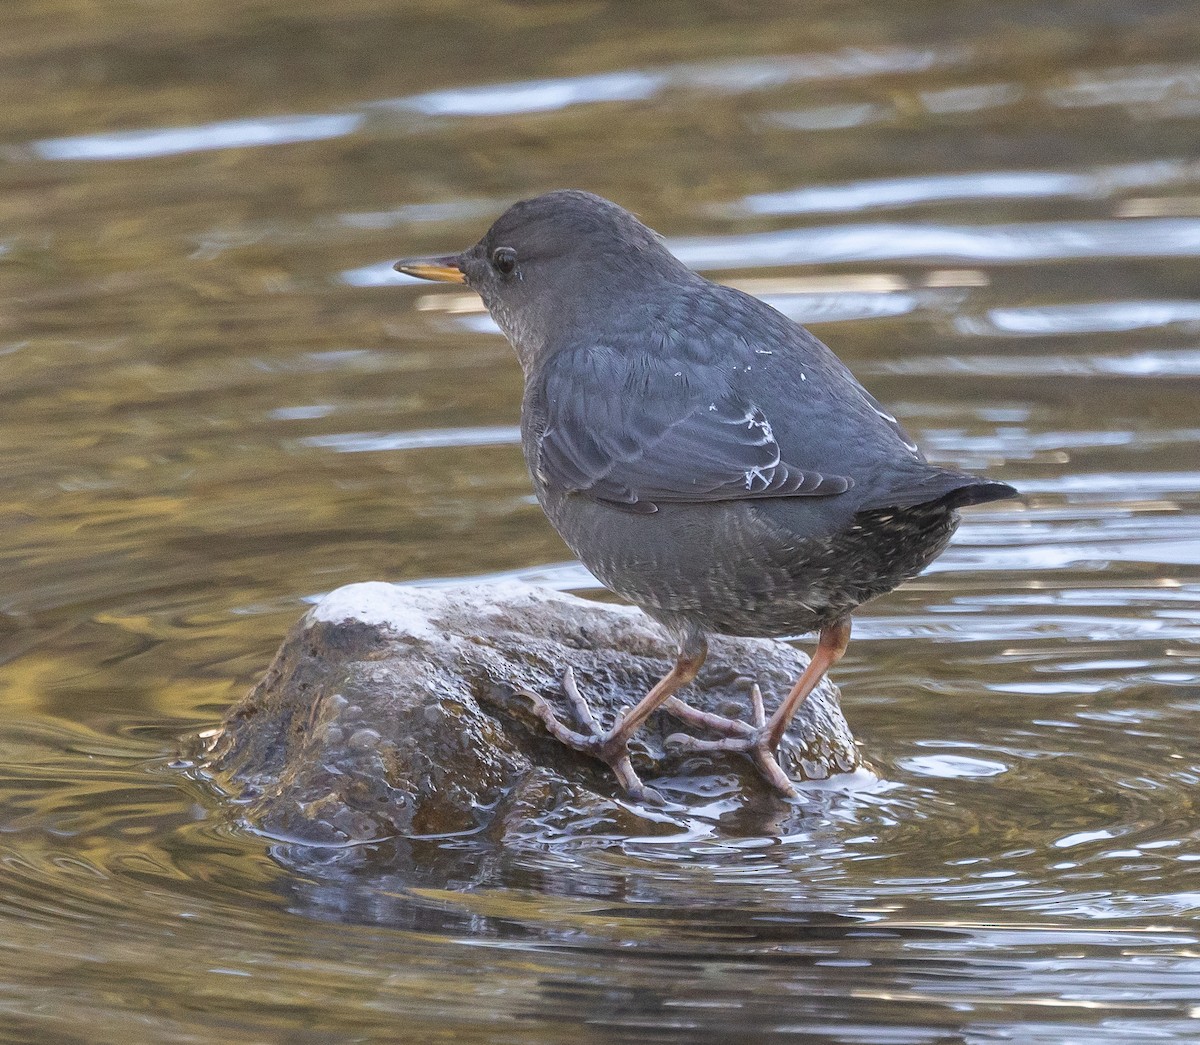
[395,190,1017,800]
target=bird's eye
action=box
[491,247,518,275]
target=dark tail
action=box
[938,477,1019,509]
[866,468,1019,511]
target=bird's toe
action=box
[515,676,662,801]
[664,725,799,799]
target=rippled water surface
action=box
[3,2,1200,1041]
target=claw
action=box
[665,726,798,798]
[560,667,598,730]
[748,683,766,728]
[515,673,656,801]
[515,685,601,751]
[662,680,800,798]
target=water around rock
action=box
[9,3,1200,1038]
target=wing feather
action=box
[537,392,851,513]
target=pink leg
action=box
[666,618,852,797]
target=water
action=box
[2,1,1199,1040]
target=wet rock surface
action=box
[195,581,862,847]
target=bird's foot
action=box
[515,668,663,804]
[664,684,799,798]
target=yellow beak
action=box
[392,255,466,284]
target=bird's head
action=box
[394,190,690,365]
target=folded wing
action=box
[537,392,852,513]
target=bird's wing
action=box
[535,381,852,513]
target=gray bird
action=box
[395,190,1016,801]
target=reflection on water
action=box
[722,159,1200,216]
[27,43,963,161]
[2,0,1200,1040]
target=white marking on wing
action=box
[744,465,770,490]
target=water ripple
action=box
[722,159,1200,217]
[881,348,1200,378]
[299,425,521,453]
[32,113,363,162]
[390,70,668,118]
[27,44,967,163]
[670,217,1200,269]
[1045,60,1200,111]
[956,300,1200,336]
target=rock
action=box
[194,581,862,847]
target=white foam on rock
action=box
[309,582,442,637]
[307,580,621,636]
